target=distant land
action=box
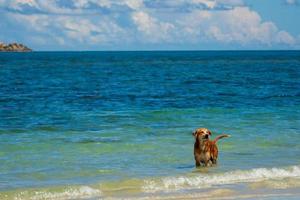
[0,42,32,52]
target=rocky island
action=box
[0,42,32,52]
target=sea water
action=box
[0,51,300,199]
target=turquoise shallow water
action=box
[0,51,300,198]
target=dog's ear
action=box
[208,130,212,136]
[192,131,196,137]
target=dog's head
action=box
[192,128,212,141]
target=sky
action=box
[0,0,299,51]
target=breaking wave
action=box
[143,165,300,192]
[2,165,300,199]
[2,186,102,200]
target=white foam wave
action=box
[143,165,300,193]
[13,186,102,200]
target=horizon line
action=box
[3,49,300,52]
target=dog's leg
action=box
[212,159,217,165]
[205,160,213,167]
[211,146,218,165]
[204,159,209,167]
[195,160,200,167]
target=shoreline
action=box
[1,165,300,199]
[1,178,300,200]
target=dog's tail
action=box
[213,134,230,143]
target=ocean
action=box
[0,51,300,199]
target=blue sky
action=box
[0,0,299,50]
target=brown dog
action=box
[193,128,230,167]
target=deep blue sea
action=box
[0,51,300,199]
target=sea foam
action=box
[11,186,102,200]
[3,166,300,199]
[143,165,300,193]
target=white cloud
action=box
[141,0,244,10]
[0,0,85,14]
[276,31,296,45]
[191,0,217,9]
[9,13,50,32]
[72,0,144,10]
[8,12,128,46]
[200,7,279,44]
[157,7,296,46]
[132,11,174,42]
[73,0,110,8]
[192,0,244,9]
[57,17,127,44]
[0,0,146,15]
[130,1,296,46]
[285,0,298,5]
[7,0,39,11]
[124,0,144,10]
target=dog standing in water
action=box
[193,128,230,167]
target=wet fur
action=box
[193,128,229,167]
